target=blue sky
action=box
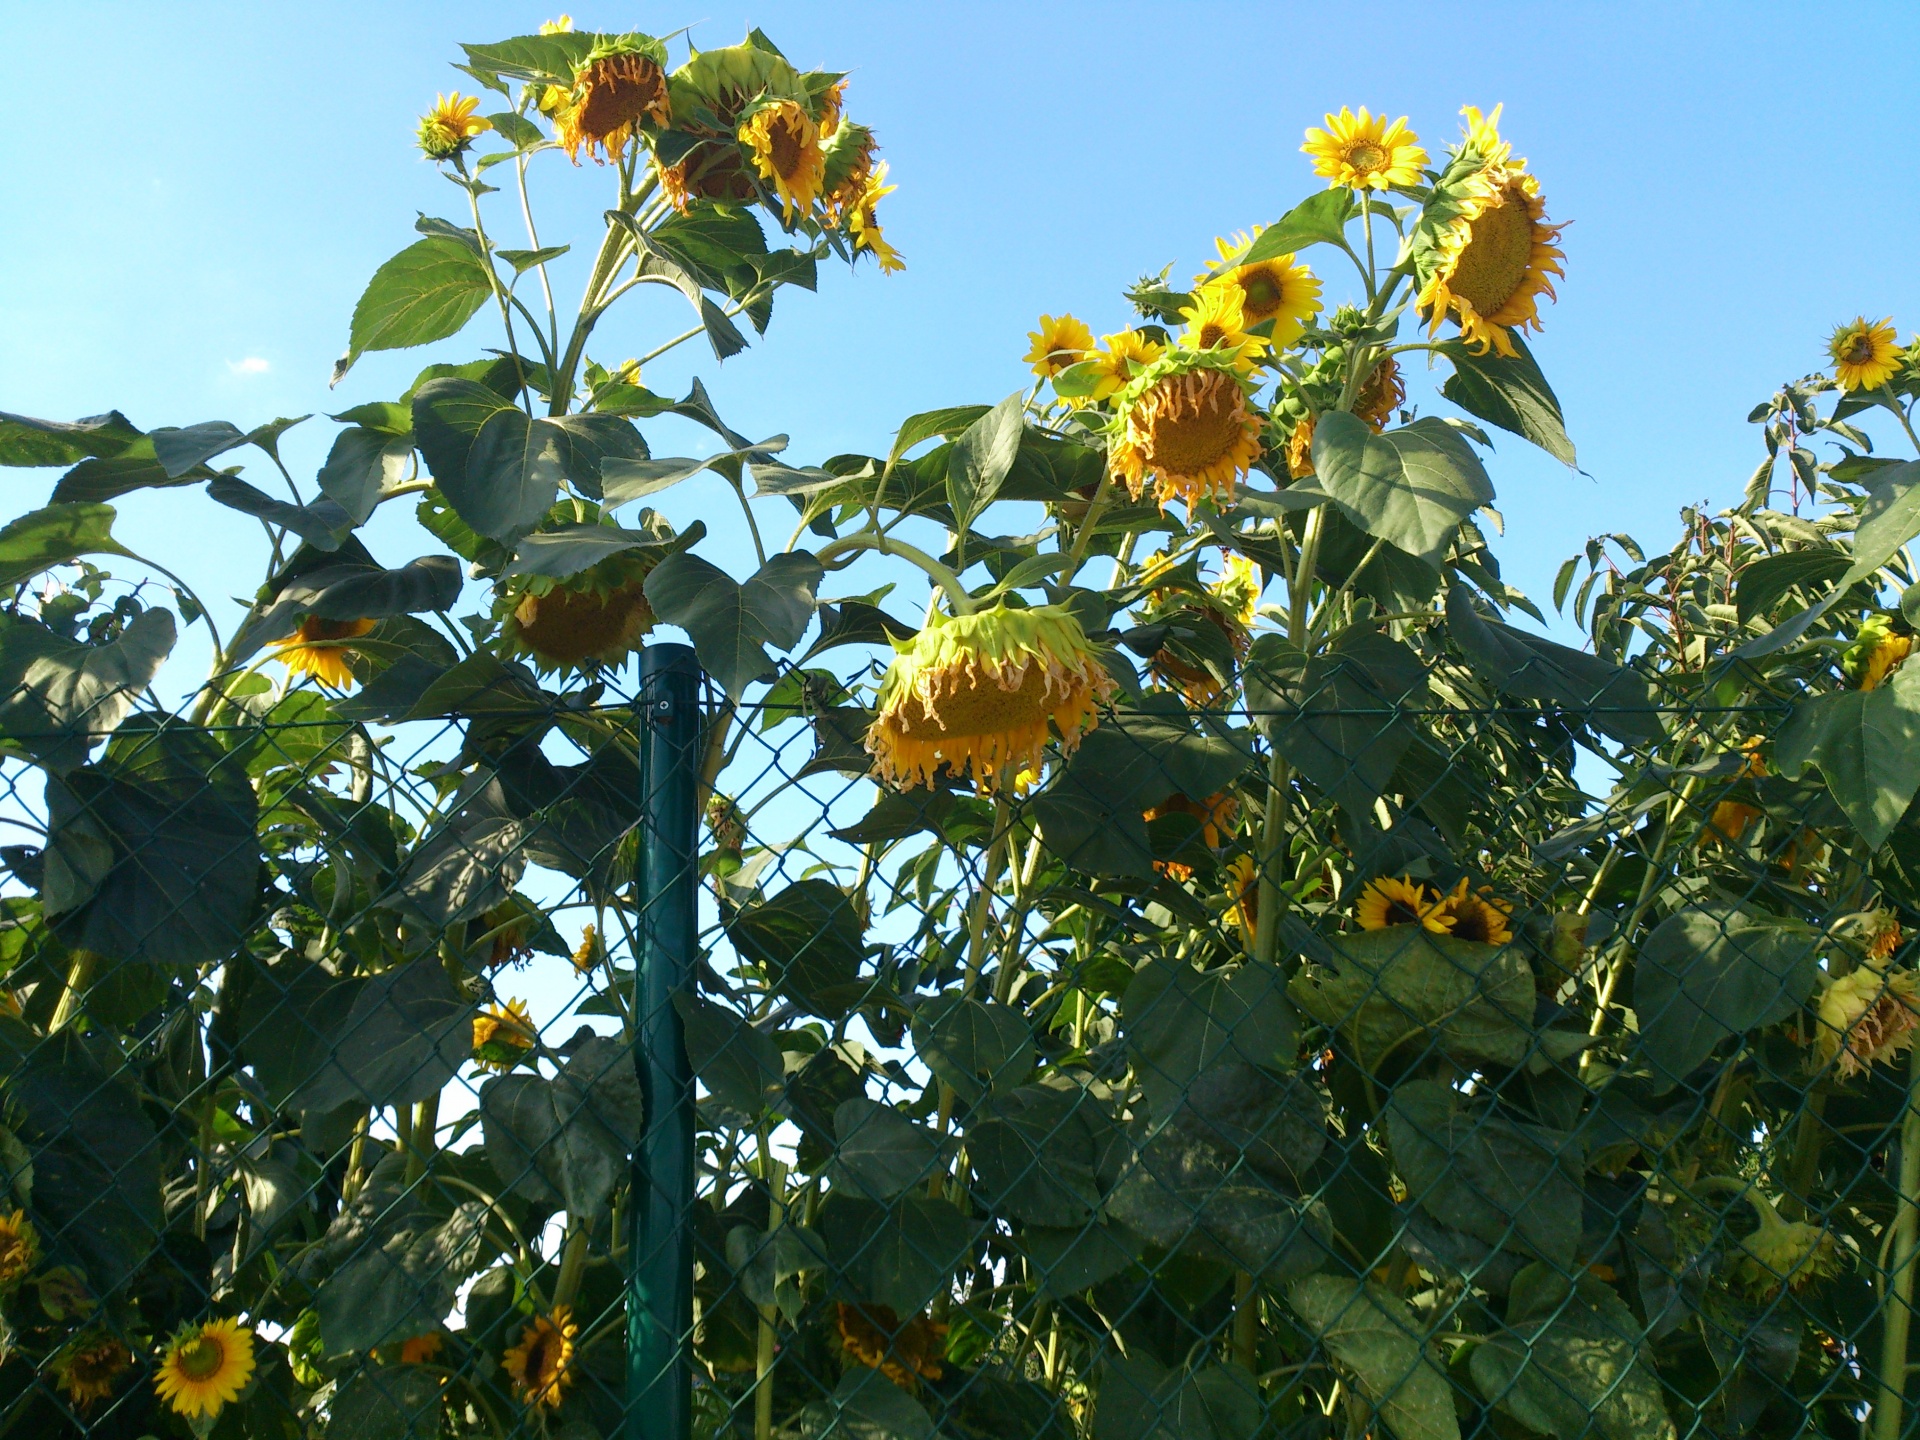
[4,0,1919,635]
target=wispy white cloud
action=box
[227,356,271,375]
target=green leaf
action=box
[1286,1275,1460,1440]
[599,454,723,506]
[886,404,990,472]
[207,476,355,549]
[496,242,569,271]
[643,550,823,698]
[814,1369,937,1440]
[912,994,1034,1102]
[337,236,495,382]
[480,1034,644,1217]
[831,1096,946,1199]
[819,1194,980,1317]
[726,877,866,1015]
[1774,660,1920,846]
[1019,1221,1139,1295]
[1123,958,1296,1123]
[1246,628,1428,813]
[305,555,462,621]
[1839,459,1920,590]
[1312,412,1493,568]
[50,436,218,503]
[1471,1263,1676,1440]
[0,410,143,468]
[459,32,597,87]
[43,719,258,967]
[152,420,250,476]
[317,427,413,524]
[0,503,133,587]
[326,1365,445,1440]
[1239,189,1357,266]
[412,378,561,543]
[1386,1079,1582,1267]
[968,1079,1121,1228]
[1631,907,1820,1089]
[676,991,784,1116]
[315,1200,491,1354]
[1288,926,1535,1073]
[0,607,176,772]
[1438,334,1576,466]
[287,957,477,1115]
[1097,1352,1263,1440]
[1734,547,1850,625]
[503,521,694,582]
[946,393,1025,533]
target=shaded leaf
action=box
[0,607,176,772]
[1287,1275,1460,1440]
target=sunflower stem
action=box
[48,948,98,1033]
[1875,1036,1920,1440]
[815,531,974,615]
[1881,386,1920,457]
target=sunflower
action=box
[1225,854,1259,949]
[816,78,847,138]
[1354,876,1453,934]
[1083,330,1165,404]
[571,923,602,974]
[399,1331,445,1365]
[1432,880,1513,945]
[1354,355,1406,431]
[866,605,1116,791]
[475,898,536,968]
[502,1307,578,1409]
[1302,108,1427,190]
[1729,1202,1840,1300]
[1025,314,1094,379]
[1868,912,1905,965]
[846,161,905,274]
[155,1318,254,1420]
[1284,416,1316,479]
[1108,352,1263,509]
[822,120,879,218]
[1211,554,1262,628]
[417,93,491,161]
[1182,284,1265,374]
[836,1303,946,1391]
[656,42,809,209]
[500,549,656,674]
[473,999,538,1071]
[1200,234,1323,348]
[1816,965,1920,1078]
[1144,790,1239,881]
[555,40,671,163]
[1416,109,1566,358]
[52,1333,133,1412]
[740,100,826,221]
[273,616,375,689]
[0,1210,38,1289]
[1828,317,1901,393]
[1843,615,1913,690]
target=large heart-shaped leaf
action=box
[0,607,176,772]
[412,379,563,543]
[1774,660,1920,846]
[1311,412,1493,568]
[1287,1275,1460,1440]
[337,235,495,381]
[0,502,134,587]
[644,549,823,698]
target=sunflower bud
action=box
[416,92,491,161]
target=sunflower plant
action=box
[7,21,1920,1440]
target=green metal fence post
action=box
[627,642,702,1440]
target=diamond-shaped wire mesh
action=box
[0,643,1906,1440]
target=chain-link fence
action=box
[0,640,1906,1440]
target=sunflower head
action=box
[1108,349,1263,509]
[1433,879,1514,945]
[866,605,1116,792]
[821,120,880,217]
[845,161,904,274]
[836,1303,947,1391]
[1302,107,1428,191]
[273,616,376,690]
[155,1318,255,1420]
[571,923,602,975]
[1816,965,1920,1078]
[475,897,538,969]
[473,999,538,1071]
[417,93,491,161]
[1080,330,1166,405]
[555,36,671,163]
[1842,613,1913,690]
[1284,415,1317,479]
[53,1332,134,1412]
[1354,355,1406,431]
[499,547,658,675]
[1354,876,1453,934]
[1225,853,1260,949]
[503,1307,578,1409]
[1828,317,1902,393]
[0,1210,38,1290]
[1729,1200,1841,1299]
[1181,284,1264,373]
[1201,235,1324,348]
[1025,314,1095,380]
[738,99,826,222]
[1211,554,1262,628]
[656,41,811,210]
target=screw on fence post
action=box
[627,643,701,1440]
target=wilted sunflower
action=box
[1284,416,1316,479]
[740,99,825,221]
[1842,615,1912,691]
[1108,351,1263,508]
[1828,317,1901,393]
[1302,107,1427,190]
[836,1303,947,1390]
[474,898,537,968]
[473,999,538,1071]
[154,1318,254,1420]
[1144,790,1239,881]
[52,1333,134,1412]
[502,1307,577,1409]
[1200,234,1323,347]
[846,161,905,274]
[822,120,879,218]
[555,38,671,163]
[1083,330,1165,405]
[1868,911,1906,964]
[1728,1193,1841,1299]
[273,616,375,689]
[0,1209,39,1289]
[866,605,1116,791]
[1354,356,1406,431]
[1354,876,1453,933]
[1225,854,1259,949]
[416,92,491,161]
[1433,880,1513,944]
[1182,285,1264,374]
[1025,314,1094,379]
[1211,554,1262,628]
[1816,964,1920,1078]
[500,549,656,674]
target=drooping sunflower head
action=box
[502,1307,578,1409]
[473,999,538,1071]
[1433,880,1514,945]
[273,616,376,690]
[474,897,538,969]
[1842,613,1913,691]
[1816,965,1920,1078]
[0,1209,38,1289]
[1211,554,1262,628]
[866,605,1117,792]
[1868,911,1906,964]
[555,36,671,163]
[1225,853,1259,949]
[835,1302,947,1391]
[1025,313,1095,380]
[1201,234,1324,347]
[1729,1199,1841,1299]
[845,161,904,274]
[1181,284,1265,374]
[155,1318,255,1420]
[821,120,879,217]
[1083,329,1166,405]
[53,1332,134,1412]
[1108,349,1263,509]
[739,99,826,221]
[499,547,658,676]
[1302,107,1428,190]
[1354,876,1454,934]
[1828,317,1901,393]
[1284,415,1317,479]
[1354,355,1407,432]
[656,41,811,209]
[571,923,602,975]
[417,92,491,161]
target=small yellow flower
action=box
[1200,233,1323,348]
[52,1332,134,1412]
[472,999,538,1071]
[273,616,375,690]
[155,1318,255,1420]
[740,100,826,221]
[1828,317,1901,393]
[1816,965,1920,1078]
[572,923,602,974]
[1354,355,1407,432]
[1353,876,1453,934]
[1302,107,1427,190]
[1181,284,1264,374]
[539,14,573,34]
[1432,879,1514,945]
[1083,330,1165,404]
[1210,554,1262,628]
[1285,416,1316,479]
[1225,854,1259,949]
[0,1210,39,1290]
[846,161,905,274]
[1025,314,1095,379]
[417,93,491,161]
[502,1307,578,1409]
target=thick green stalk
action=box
[1874,1039,1920,1440]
